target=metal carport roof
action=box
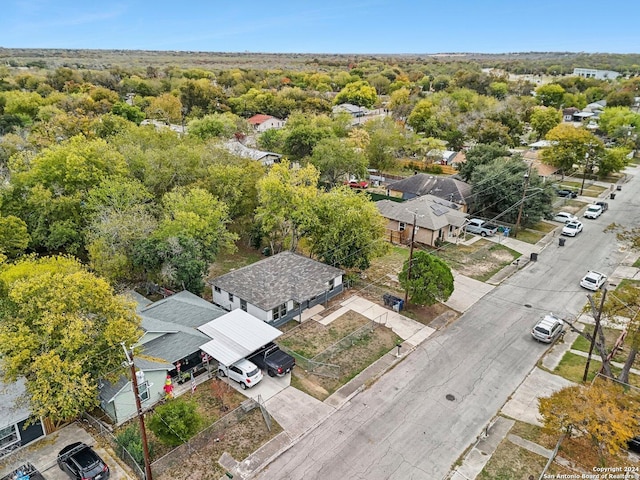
[198,309,282,366]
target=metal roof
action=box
[198,310,282,366]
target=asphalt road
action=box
[254,168,639,480]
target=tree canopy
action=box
[0,256,141,425]
[398,251,454,305]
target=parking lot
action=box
[0,423,132,480]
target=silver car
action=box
[531,314,564,343]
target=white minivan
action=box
[218,359,263,389]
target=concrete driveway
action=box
[265,387,335,439]
[218,370,290,401]
[445,271,494,313]
[0,423,132,480]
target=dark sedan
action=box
[556,189,578,198]
[57,442,110,480]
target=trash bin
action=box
[530,252,538,261]
[610,193,616,200]
[559,238,566,247]
[616,185,622,191]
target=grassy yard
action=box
[207,242,264,279]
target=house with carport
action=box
[376,194,468,247]
[210,251,344,327]
[98,290,227,425]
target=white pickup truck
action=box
[465,218,498,237]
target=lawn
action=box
[207,242,264,279]
[553,351,602,383]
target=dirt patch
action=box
[154,408,281,480]
[279,311,370,358]
[435,241,520,281]
[291,322,400,401]
[207,242,263,280]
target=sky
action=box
[1,0,639,54]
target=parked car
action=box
[248,342,296,377]
[552,212,578,223]
[628,435,640,453]
[531,314,564,343]
[345,180,369,189]
[556,189,578,198]
[595,201,609,212]
[580,270,607,291]
[465,218,498,237]
[583,204,603,219]
[561,220,583,237]
[218,358,263,389]
[57,443,109,480]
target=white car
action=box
[218,358,263,389]
[531,314,564,343]
[561,220,583,236]
[583,204,603,219]
[580,271,607,291]
[553,212,578,223]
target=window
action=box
[399,222,406,232]
[328,279,335,291]
[228,293,234,302]
[138,381,150,402]
[240,299,247,311]
[0,425,19,448]
[214,286,221,293]
[272,303,287,320]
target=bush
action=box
[148,398,202,447]
[115,423,154,467]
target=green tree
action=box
[530,106,562,140]
[148,398,202,447]
[309,137,367,187]
[188,112,245,140]
[458,143,510,182]
[283,124,334,160]
[0,215,30,258]
[597,106,640,141]
[488,81,508,100]
[146,93,183,124]
[334,81,378,108]
[307,187,387,270]
[470,157,554,226]
[0,256,141,426]
[112,102,145,124]
[398,251,454,305]
[255,161,319,253]
[542,124,604,173]
[535,84,566,108]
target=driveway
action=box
[445,271,494,313]
[0,423,132,480]
[219,370,290,401]
[265,387,335,439]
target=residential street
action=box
[253,167,640,480]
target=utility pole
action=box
[122,343,153,480]
[583,289,607,382]
[514,166,531,238]
[404,212,417,304]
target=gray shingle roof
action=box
[387,174,472,205]
[139,290,226,329]
[376,194,468,231]
[0,378,30,429]
[210,251,344,311]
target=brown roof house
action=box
[386,174,473,212]
[376,194,468,247]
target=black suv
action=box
[57,442,110,480]
[556,189,578,198]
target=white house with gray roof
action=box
[376,194,468,247]
[99,290,226,425]
[210,251,344,326]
